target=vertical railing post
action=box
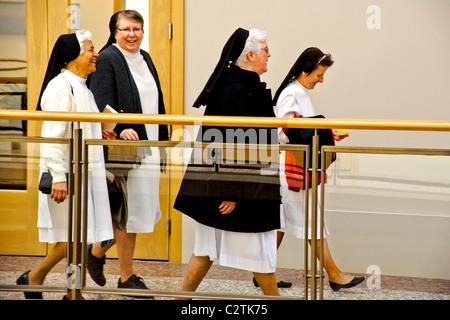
[303,146,310,300]
[66,124,74,298]
[81,140,89,289]
[68,122,83,300]
[319,146,325,300]
[310,130,319,300]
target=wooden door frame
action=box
[11,0,183,262]
[168,0,184,264]
[148,0,184,263]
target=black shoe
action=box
[118,274,154,299]
[16,271,43,299]
[329,276,365,292]
[253,277,292,288]
[87,244,106,286]
[276,280,293,288]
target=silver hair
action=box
[75,29,93,54]
[235,29,267,68]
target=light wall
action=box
[183,0,450,280]
[185,0,450,148]
[0,0,26,79]
[70,0,114,51]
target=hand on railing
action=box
[102,129,117,140]
[119,128,139,140]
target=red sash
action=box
[283,116,334,192]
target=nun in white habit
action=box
[16,30,115,300]
[273,47,364,291]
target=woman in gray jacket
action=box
[88,10,168,295]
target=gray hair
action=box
[235,29,267,68]
[115,10,144,31]
[75,29,93,53]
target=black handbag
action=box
[38,172,69,194]
[38,172,53,194]
[283,115,336,170]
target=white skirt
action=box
[126,147,161,233]
[279,151,329,239]
[38,191,70,243]
[38,160,114,244]
[193,222,277,273]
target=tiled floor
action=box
[0,255,449,300]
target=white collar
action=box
[62,69,86,86]
[113,43,141,59]
[293,79,308,91]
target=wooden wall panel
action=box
[0,0,69,256]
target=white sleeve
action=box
[40,80,72,182]
[275,94,301,144]
[275,94,300,119]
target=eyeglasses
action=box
[117,27,144,35]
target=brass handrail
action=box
[1,109,450,131]
[1,110,449,300]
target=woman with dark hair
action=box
[273,47,364,291]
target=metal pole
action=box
[303,147,310,300]
[319,147,325,300]
[66,125,74,298]
[70,123,83,300]
[81,140,89,289]
[310,130,319,300]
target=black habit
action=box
[174,63,281,233]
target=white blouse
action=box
[112,44,162,233]
[40,70,93,181]
[113,44,159,140]
[275,80,316,144]
[38,70,113,243]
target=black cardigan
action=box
[88,45,168,141]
